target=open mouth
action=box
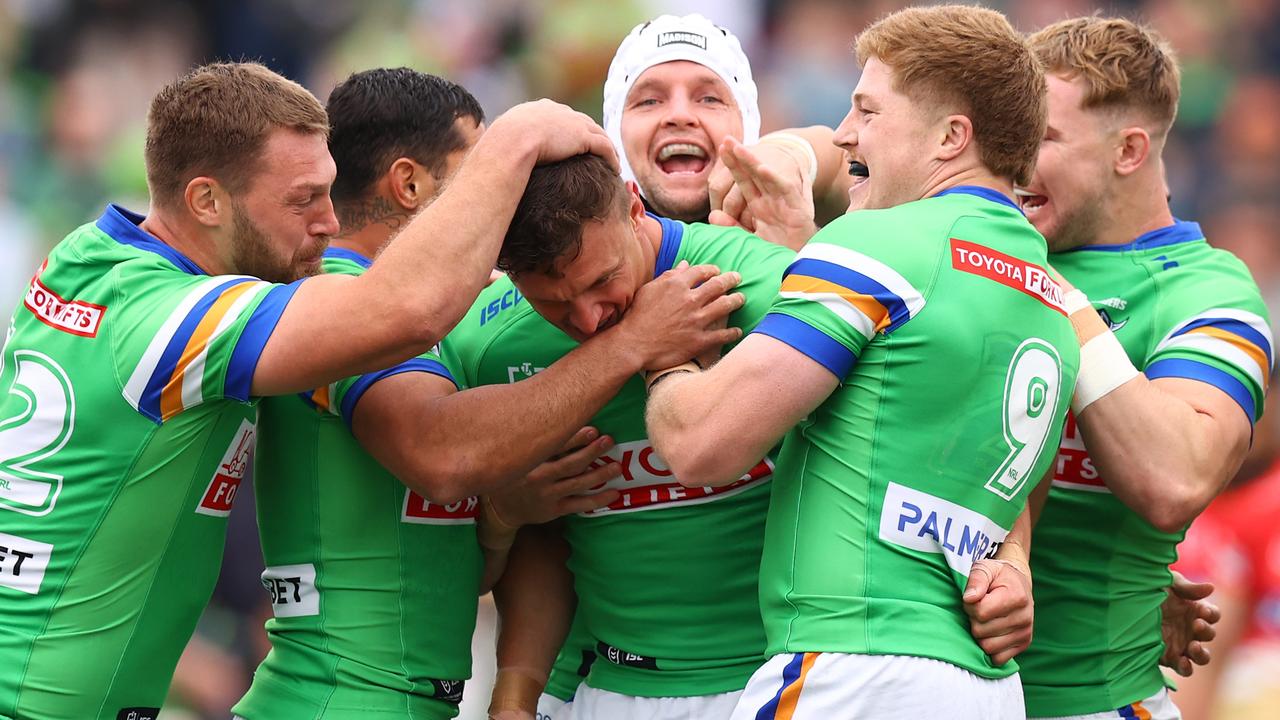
[656,142,710,175]
[1014,187,1048,215]
[848,160,869,178]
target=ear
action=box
[625,180,647,227]
[938,114,974,162]
[184,177,227,228]
[1114,126,1151,177]
[388,157,434,211]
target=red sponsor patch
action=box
[582,439,773,515]
[951,239,1065,315]
[1050,411,1109,493]
[402,492,479,525]
[196,420,255,516]
[24,263,106,338]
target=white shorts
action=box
[538,692,572,720]
[562,684,742,720]
[1030,688,1181,720]
[730,652,1025,720]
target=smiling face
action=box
[619,60,744,222]
[229,128,339,282]
[1018,74,1115,252]
[832,57,943,213]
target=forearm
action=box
[764,125,852,207]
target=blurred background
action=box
[1,0,1277,718]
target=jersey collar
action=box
[323,246,373,268]
[1068,220,1205,253]
[932,185,1023,215]
[650,212,685,279]
[96,204,206,275]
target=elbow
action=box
[1137,477,1211,534]
[661,435,741,489]
[401,455,473,507]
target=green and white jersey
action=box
[0,205,298,719]
[543,614,594,702]
[441,216,794,698]
[1021,221,1272,716]
[752,187,1079,678]
[233,248,480,720]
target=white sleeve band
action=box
[1062,289,1092,316]
[760,132,818,186]
[1072,329,1142,414]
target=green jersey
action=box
[543,614,594,702]
[234,248,480,719]
[1021,221,1272,715]
[753,187,1078,678]
[0,205,298,719]
[442,216,793,697]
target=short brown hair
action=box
[855,5,1046,186]
[1029,16,1180,135]
[145,62,328,208]
[499,154,628,276]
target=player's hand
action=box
[1160,570,1219,677]
[962,555,1034,666]
[708,137,818,251]
[488,426,622,527]
[617,261,745,371]
[491,99,618,170]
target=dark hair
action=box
[146,62,327,208]
[325,67,484,204]
[498,154,628,276]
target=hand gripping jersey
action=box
[750,187,1078,677]
[0,205,298,719]
[441,217,794,698]
[1021,221,1272,716]
[232,248,480,719]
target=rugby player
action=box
[0,61,613,719]
[232,68,744,720]
[645,7,1078,718]
[1014,18,1273,720]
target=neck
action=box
[1087,175,1176,247]
[334,194,412,259]
[639,214,664,276]
[921,166,1015,204]
[139,207,222,275]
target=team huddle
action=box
[0,4,1270,720]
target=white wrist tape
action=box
[1062,289,1092,316]
[1072,329,1141,414]
[760,132,818,186]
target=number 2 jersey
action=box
[441,217,794,698]
[1020,221,1272,716]
[0,205,297,719]
[752,187,1078,677]
[233,248,480,719]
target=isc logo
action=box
[195,419,255,517]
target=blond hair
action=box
[145,62,328,208]
[1029,16,1180,135]
[855,5,1046,186]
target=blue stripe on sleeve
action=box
[784,258,911,332]
[752,312,857,380]
[1171,318,1273,364]
[226,280,303,401]
[1146,358,1257,423]
[338,358,458,430]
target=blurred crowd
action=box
[2,0,1279,718]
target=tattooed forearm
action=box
[337,196,410,237]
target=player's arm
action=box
[251,101,618,397]
[1060,287,1255,532]
[351,265,743,504]
[647,333,839,487]
[489,524,576,720]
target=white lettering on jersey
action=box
[401,491,479,525]
[0,531,54,594]
[261,563,319,617]
[1051,411,1110,493]
[24,266,106,338]
[878,482,1008,577]
[195,419,254,517]
[580,439,772,516]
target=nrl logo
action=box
[506,362,546,383]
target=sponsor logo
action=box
[950,239,1065,314]
[1097,308,1129,333]
[0,531,53,594]
[878,482,1008,577]
[195,419,254,517]
[1051,411,1109,493]
[261,563,319,617]
[116,708,159,720]
[580,439,772,516]
[480,288,524,327]
[402,491,479,525]
[507,362,546,383]
[657,30,707,50]
[597,641,659,670]
[430,679,466,705]
[1096,296,1128,311]
[24,264,106,338]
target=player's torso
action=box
[760,191,1078,679]
[444,220,792,697]
[0,218,257,718]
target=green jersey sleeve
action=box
[752,212,928,379]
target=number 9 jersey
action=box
[749,187,1079,678]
